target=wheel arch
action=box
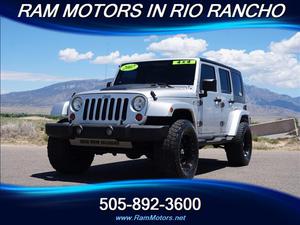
[50,101,69,117]
[146,101,196,126]
[226,110,250,136]
[171,108,196,127]
[240,115,250,123]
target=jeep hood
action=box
[78,87,195,99]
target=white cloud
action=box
[147,34,208,57]
[57,33,300,90]
[144,35,159,42]
[59,48,94,62]
[92,52,155,65]
[270,32,300,54]
[203,33,300,89]
[92,51,120,64]
[115,52,155,64]
[1,71,80,82]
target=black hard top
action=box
[199,57,241,74]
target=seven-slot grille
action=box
[82,97,129,121]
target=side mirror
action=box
[199,79,216,98]
[106,82,112,87]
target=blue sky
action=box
[1,17,300,97]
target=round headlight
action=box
[71,97,83,111]
[132,96,146,111]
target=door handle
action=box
[228,99,235,104]
[214,97,222,103]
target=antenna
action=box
[104,41,110,81]
[105,63,107,80]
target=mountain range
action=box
[1,79,300,121]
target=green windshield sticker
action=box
[172,60,196,65]
[120,64,139,71]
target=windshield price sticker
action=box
[120,63,139,71]
[172,60,196,65]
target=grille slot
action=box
[108,98,115,120]
[101,99,108,120]
[115,98,122,120]
[121,98,129,121]
[82,97,129,122]
[83,99,90,120]
[95,98,102,120]
[89,99,96,120]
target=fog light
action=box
[70,113,75,121]
[135,113,143,121]
[106,126,113,136]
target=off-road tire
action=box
[154,119,199,178]
[48,137,94,174]
[225,122,252,166]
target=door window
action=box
[219,68,232,94]
[231,70,245,103]
[200,64,216,92]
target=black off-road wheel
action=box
[154,119,199,178]
[225,122,252,166]
[47,137,94,174]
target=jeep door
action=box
[199,63,221,134]
[217,67,233,134]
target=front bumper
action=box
[45,123,169,142]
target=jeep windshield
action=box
[114,60,196,86]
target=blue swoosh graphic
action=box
[0,179,299,200]
[1,179,299,225]
[2,17,300,35]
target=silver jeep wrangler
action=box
[46,58,252,178]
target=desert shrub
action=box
[1,121,37,139]
[254,137,279,144]
[252,135,259,142]
[0,113,60,120]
